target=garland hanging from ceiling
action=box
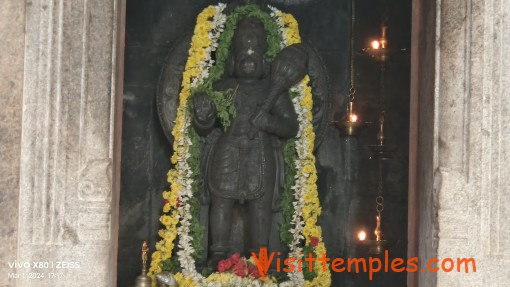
[147,3,331,287]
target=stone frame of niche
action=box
[117,0,506,285]
[408,0,437,286]
[0,0,433,286]
[113,0,127,285]
[112,0,431,286]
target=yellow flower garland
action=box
[279,11,332,286]
[148,6,217,285]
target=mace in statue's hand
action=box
[193,92,216,123]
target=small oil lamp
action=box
[335,95,367,136]
[356,148,395,255]
[356,215,393,255]
[368,112,395,160]
[364,26,388,62]
[332,0,369,136]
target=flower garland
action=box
[148,4,227,284]
[149,3,331,287]
[269,6,331,286]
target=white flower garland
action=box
[190,5,227,89]
[269,6,308,286]
[176,3,227,283]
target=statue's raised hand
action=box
[193,92,215,123]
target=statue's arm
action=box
[192,92,217,136]
[260,93,299,139]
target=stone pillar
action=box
[0,1,26,286]
[413,0,510,285]
[12,0,124,286]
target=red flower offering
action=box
[217,253,262,279]
[233,260,248,277]
[217,253,241,273]
[310,236,319,247]
[217,258,233,272]
[248,265,260,279]
[230,253,241,263]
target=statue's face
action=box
[232,18,267,79]
[234,51,264,79]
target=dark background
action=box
[119,0,411,286]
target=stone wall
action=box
[0,0,124,286]
[413,0,510,286]
[0,1,26,286]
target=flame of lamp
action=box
[371,40,381,50]
[358,231,367,241]
[365,26,389,61]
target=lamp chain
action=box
[349,0,356,102]
[376,160,384,215]
[380,63,386,113]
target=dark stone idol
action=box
[192,17,308,265]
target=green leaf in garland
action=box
[162,255,181,274]
[302,244,319,281]
[187,127,206,261]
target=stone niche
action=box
[2,0,510,286]
[118,1,410,287]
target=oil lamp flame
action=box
[358,231,367,241]
[349,113,358,122]
[371,40,381,50]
